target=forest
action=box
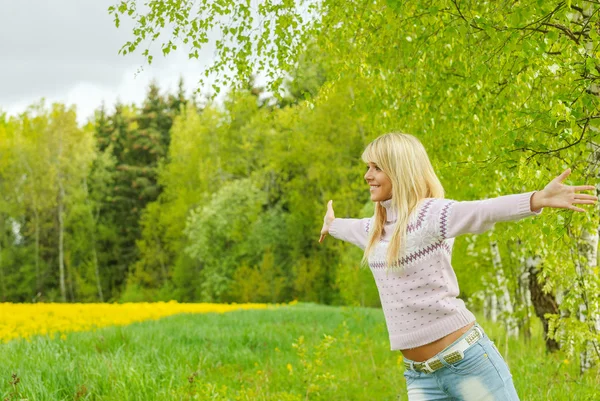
[1,0,599,373]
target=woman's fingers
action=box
[574,185,597,192]
[325,200,335,220]
[319,200,335,243]
[572,199,596,204]
[556,168,572,183]
[573,194,598,200]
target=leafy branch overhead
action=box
[109,1,600,103]
[108,0,319,96]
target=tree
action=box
[94,84,183,298]
[111,1,600,369]
[0,115,22,301]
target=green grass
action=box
[1,303,598,400]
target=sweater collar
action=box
[379,198,397,223]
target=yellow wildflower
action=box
[0,301,277,342]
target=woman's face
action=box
[364,162,392,202]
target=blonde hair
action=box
[360,132,445,269]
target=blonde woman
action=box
[319,132,597,401]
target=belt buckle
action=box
[419,361,434,373]
[416,359,441,374]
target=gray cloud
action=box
[0,0,285,125]
[0,0,225,121]
[0,0,150,102]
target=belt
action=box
[403,325,484,374]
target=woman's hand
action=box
[319,200,335,243]
[532,168,598,212]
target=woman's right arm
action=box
[328,217,372,250]
[319,200,371,250]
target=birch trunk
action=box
[57,123,66,303]
[490,241,518,337]
[576,141,600,372]
[34,208,40,292]
[58,179,66,302]
[577,2,600,374]
[482,278,492,321]
[576,228,598,373]
[517,245,532,341]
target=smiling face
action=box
[364,162,393,202]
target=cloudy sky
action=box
[1,0,235,124]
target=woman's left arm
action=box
[434,168,597,239]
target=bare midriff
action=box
[400,322,475,362]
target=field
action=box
[1,303,598,400]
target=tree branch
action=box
[511,119,590,162]
[450,0,483,31]
[542,22,581,44]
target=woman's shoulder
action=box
[416,197,454,211]
[407,198,439,230]
[415,198,457,223]
[411,198,457,239]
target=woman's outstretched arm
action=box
[434,168,597,239]
[319,200,371,250]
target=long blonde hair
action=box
[360,132,445,269]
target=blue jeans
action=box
[402,324,520,401]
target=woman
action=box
[318,133,597,400]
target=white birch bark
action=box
[577,226,598,372]
[490,241,518,337]
[517,248,533,339]
[577,141,600,372]
[58,176,66,302]
[568,3,600,373]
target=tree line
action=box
[0,0,599,372]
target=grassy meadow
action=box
[1,303,598,400]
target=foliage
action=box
[2,0,600,371]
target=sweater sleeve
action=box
[328,217,372,250]
[431,191,543,239]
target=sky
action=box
[0,0,238,124]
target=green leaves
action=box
[10,2,600,356]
